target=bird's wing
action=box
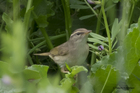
[50,42,69,56]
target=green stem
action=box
[101,0,112,54]
[61,0,71,40]
[13,0,20,21]
[32,11,53,49]
[23,0,33,32]
[84,0,98,16]
[128,2,135,26]
[28,40,46,54]
[40,28,54,49]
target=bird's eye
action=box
[76,33,80,35]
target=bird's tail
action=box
[34,52,50,56]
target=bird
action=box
[34,28,91,73]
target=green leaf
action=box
[88,38,108,47]
[127,64,140,92]
[70,66,88,77]
[0,62,10,77]
[35,15,48,28]
[2,13,13,32]
[60,78,75,90]
[79,14,95,20]
[23,69,41,81]
[123,28,140,75]
[89,32,108,42]
[33,0,54,16]
[111,18,121,43]
[88,44,98,50]
[112,0,119,3]
[91,65,120,93]
[66,66,88,78]
[24,65,49,78]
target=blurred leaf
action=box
[66,66,88,78]
[112,0,119,3]
[138,17,140,33]
[32,0,54,28]
[127,64,140,93]
[60,78,75,92]
[25,65,49,78]
[88,38,108,47]
[70,66,88,77]
[80,81,94,93]
[23,69,41,82]
[111,18,121,43]
[88,44,98,50]
[35,15,48,28]
[89,32,108,42]
[127,23,138,34]
[0,62,10,77]
[2,13,13,32]
[33,0,54,16]
[79,14,95,20]
[91,65,120,93]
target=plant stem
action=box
[101,0,112,54]
[23,0,33,32]
[61,0,71,40]
[84,0,98,16]
[128,2,135,26]
[13,0,20,21]
[32,11,53,49]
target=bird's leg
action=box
[61,67,69,73]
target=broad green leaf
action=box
[25,65,49,78]
[88,38,108,47]
[79,14,94,20]
[123,28,140,75]
[23,69,41,80]
[91,65,120,93]
[60,78,75,91]
[80,81,94,93]
[0,62,10,77]
[33,0,54,16]
[127,64,140,93]
[89,32,108,42]
[127,23,138,34]
[88,44,98,50]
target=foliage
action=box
[0,0,140,93]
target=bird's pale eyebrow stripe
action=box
[71,31,85,37]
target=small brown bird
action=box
[34,28,91,73]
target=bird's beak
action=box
[85,30,92,35]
